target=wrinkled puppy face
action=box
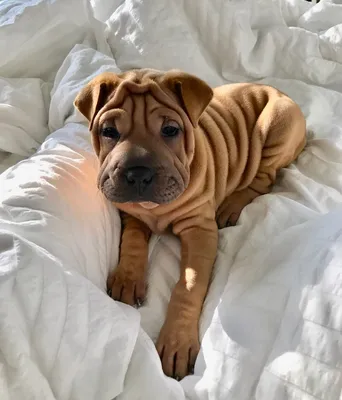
[74,69,213,206]
[97,95,186,205]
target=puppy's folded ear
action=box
[74,73,119,130]
[162,71,213,127]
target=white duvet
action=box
[1,1,342,399]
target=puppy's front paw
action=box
[107,267,146,307]
[156,320,200,380]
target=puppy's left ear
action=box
[74,72,120,130]
[162,71,213,127]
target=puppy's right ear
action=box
[74,73,119,130]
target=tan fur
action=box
[75,69,306,379]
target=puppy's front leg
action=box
[157,210,218,380]
[107,212,151,307]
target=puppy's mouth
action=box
[139,202,160,209]
[98,167,185,205]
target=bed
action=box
[1,1,342,399]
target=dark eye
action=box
[161,122,181,138]
[101,126,120,140]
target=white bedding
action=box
[1,1,342,399]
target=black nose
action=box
[124,167,154,192]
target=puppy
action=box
[75,69,306,380]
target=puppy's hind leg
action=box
[217,96,306,229]
[217,187,260,228]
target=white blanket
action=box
[1,1,342,399]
